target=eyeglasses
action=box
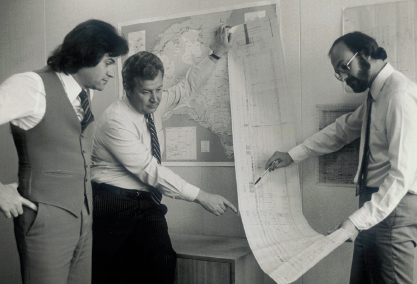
[334,52,358,82]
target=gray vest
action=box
[10,67,93,217]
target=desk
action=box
[171,234,265,284]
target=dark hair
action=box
[329,31,387,60]
[47,19,128,74]
[122,51,164,93]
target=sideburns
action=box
[357,56,371,80]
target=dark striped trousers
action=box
[92,183,176,284]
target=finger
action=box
[224,200,238,213]
[8,182,19,190]
[16,204,24,215]
[21,198,38,212]
[223,30,229,45]
[10,208,19,218]
[272,159,283,169]
[217,24,224,34]
[227,31,234,44]
[265,158,276,171]
[218,199,227,210]
[265,155,277,170]
[327,223,341,235]
[1,209,12,219]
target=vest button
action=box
[85,178,88,182]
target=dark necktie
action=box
[356,91,373,196]
[145,113,163,204]
[78,90,94,132]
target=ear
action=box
[360,47,372,60]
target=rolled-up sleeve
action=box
[289,104,363,163]
[160,57,217,113]
[96,118,200,201]
[0,72,45,129]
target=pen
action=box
[254,160,278,185]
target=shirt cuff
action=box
[348,208,380,231]
[180,183,200,202]
[288,145,309,164]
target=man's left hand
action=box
[211,24,233,58]
[327,218,360,242]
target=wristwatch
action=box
[210,53,220,60]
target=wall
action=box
[0,0,414,284]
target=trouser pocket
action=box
[23,203,41,236]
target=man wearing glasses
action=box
[265,31,417,283]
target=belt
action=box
[92,182,152,200]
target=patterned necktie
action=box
[356,91,373,196]
[78,90,94,132]
[145,113,163,204]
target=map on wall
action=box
[316,104,360,186]
[118,1,277,166]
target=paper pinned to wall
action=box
[228,15,351,283]
[343,1,417,84]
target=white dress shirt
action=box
[289,63,417,230]
[0,71,89,129]
[91,57,217,202]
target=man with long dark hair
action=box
[0,19,128,283]
[266,31,417,283]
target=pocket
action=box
[157,204,168,216]
[93,185,101,199]
[24,203,42,236]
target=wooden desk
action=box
[171,234,265,284]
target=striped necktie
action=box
[356,91,373,196]
[145,113,163,204]
[78,90,94,132]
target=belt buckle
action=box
[136,191,141,198]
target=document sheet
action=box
[344,1,417,84]
[228,16,351,283]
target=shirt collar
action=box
[369,62,394,101]
[122,95,146,122]
[56,72,85,101]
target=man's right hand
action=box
[194,190,238,216]
[265,151,294,171]
[0,182,37,218]
[211,24,234,58]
